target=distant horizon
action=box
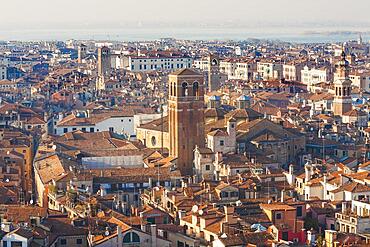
[0,25,369,44]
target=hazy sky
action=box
[2,0,370,29]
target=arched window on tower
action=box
[182,82,188,97]
[193,81,199,98]
[335,87,338,96]
[339,88,342,96]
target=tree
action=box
[304,216,320,232]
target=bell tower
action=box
[168,68,205,175]
[333,50,352,116]
[208,54,221,92]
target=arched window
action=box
[182,82,188,97]
[193,81,199,97]
[151,136,156,146]
[343,87,346,97]
[123,232,140,243]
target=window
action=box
[147,217,155,224]
[90,127,94,132]
[151,136,156,146]
[282,231,289,241]
[182,82,188,96]
[193,81,199,97]
[76,239,83,245]
[82,127,86,132]
[177,241,185,247]
[230,192,238,197]
[60,239,67,245]
[205,165,210,171]
[331,224,335,230]
[72,127,76,131]
[220,140,224,146]
[123,232,140,243]
[276,213,282,220]
[109,127,114,132]
[296,206,303,217]
[63,128,68,133]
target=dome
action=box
[209,95,221,101]
[237,95,250,101]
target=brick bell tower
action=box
[333,50,352,116]
[168,68,205,175]
[208,54,221,92]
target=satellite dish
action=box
[191,205,198,213]
[104,230,110,236]
[30,199,34,205]
[1,224,5,229]
[198,210,203,216]
[5,179,9,183]
[221,233,227,238]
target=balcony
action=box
[336,212,358,225]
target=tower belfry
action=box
[168,68,205,175]
[96,46,111,91]
[208,54,221,92]
[333,50,352,116]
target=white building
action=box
[54,110,161,138]
[1,228,33,247]
[301,66,331,86]
[348,72,370,93]
[256,61,283,80]
[193,58,209,71]
[283,63,304,82]
[219,59,256,81]
[127,55,193,72]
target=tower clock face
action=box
[211,59,218,66]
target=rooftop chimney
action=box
[151,225,157,247]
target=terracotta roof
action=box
[208,129,228,137]
[34,154,66,184]
[260,203,295,211]
[169,68,201,76]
